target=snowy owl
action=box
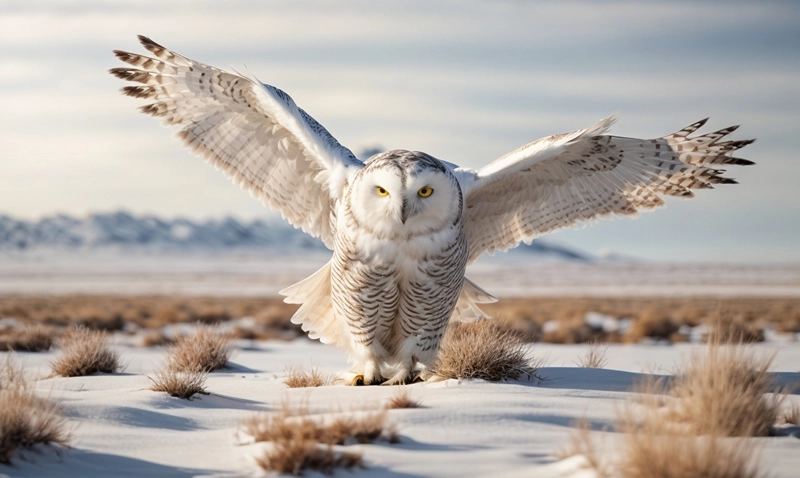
[111,36,754,385]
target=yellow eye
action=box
[418,187,433,197]
[376,187,389,196]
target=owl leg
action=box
[381,365,413,386]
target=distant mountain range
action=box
[0,212,593,261]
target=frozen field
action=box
[2,339,799,477]
[2,250,799,297]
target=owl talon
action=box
[352,374,365,386]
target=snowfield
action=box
[2,339,799,477]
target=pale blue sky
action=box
[1,0,798,263]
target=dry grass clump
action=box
[560,338,777,477]
[0,324,58,352]
[255,438,363,476]
[148,368,209,400]
[0,355,70,464]
[663,343,779,437]
[50,326,122,377]
[243,401,398,475]
[284,366,333,388]
[623,310,679,343]
[615,426,762,478]
[431,320,541,381]
[167,324,232,373]
[576,342,609,368]
[140,330,176,348]
[385,389,421,409]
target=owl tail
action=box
[451,277,498,322]
[280,261,342,346]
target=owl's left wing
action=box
[110,36,363,249]
[458,116,754,264]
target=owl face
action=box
[349,152,462,238]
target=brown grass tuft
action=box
[385,389,421,409]
[664,343,780,437]
[0,324,58,352]
[167,324,232,373]
[140,330,176,348]
[576,342,609,368]
[243,400,397,475]
[284,366,333,388]
[616,426,762,478]
[0,355,70,464]
[148,368,209,400]
[431,320,541,381]
[560,338,774,477]
[50,326,122,377]
[254,438,363,476]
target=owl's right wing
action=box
[110,36,364,249]
[457,116,754,264]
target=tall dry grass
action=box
[50,326,122,377]
[561,336,780,477]
[167,324,232,373]
[242,400,396,475]
[576,342,609,368]
[0,355,70,464]
[432,320,541,381]
[662,343,780,437]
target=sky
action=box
[1,0,799,263]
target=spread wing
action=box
[459,116,754,263]
[110,35,363,249]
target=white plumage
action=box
[111,36,754,384]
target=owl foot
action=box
[334,372,386,386]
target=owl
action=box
[111,36,753,385]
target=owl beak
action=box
[401,198,408,224]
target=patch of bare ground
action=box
[0,355,70,464]
[284,366,333,388]
[50,326,122,377]
[167,324,232,373]
[560,333,781,477]
[432,320,542,381]
[242,401,397,475]
[2,295,798,344]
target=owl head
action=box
[347,150,462,238]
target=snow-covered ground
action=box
[2,249,799,297]
[2,339,799,477]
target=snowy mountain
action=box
[0,212,592,261]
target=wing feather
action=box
[111,36,363,248]
[461,117,754,263]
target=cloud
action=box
[1,0,798,262]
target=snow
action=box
[2,340,799,477]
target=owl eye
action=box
[376,186,389,196]
[418,187,433,197]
